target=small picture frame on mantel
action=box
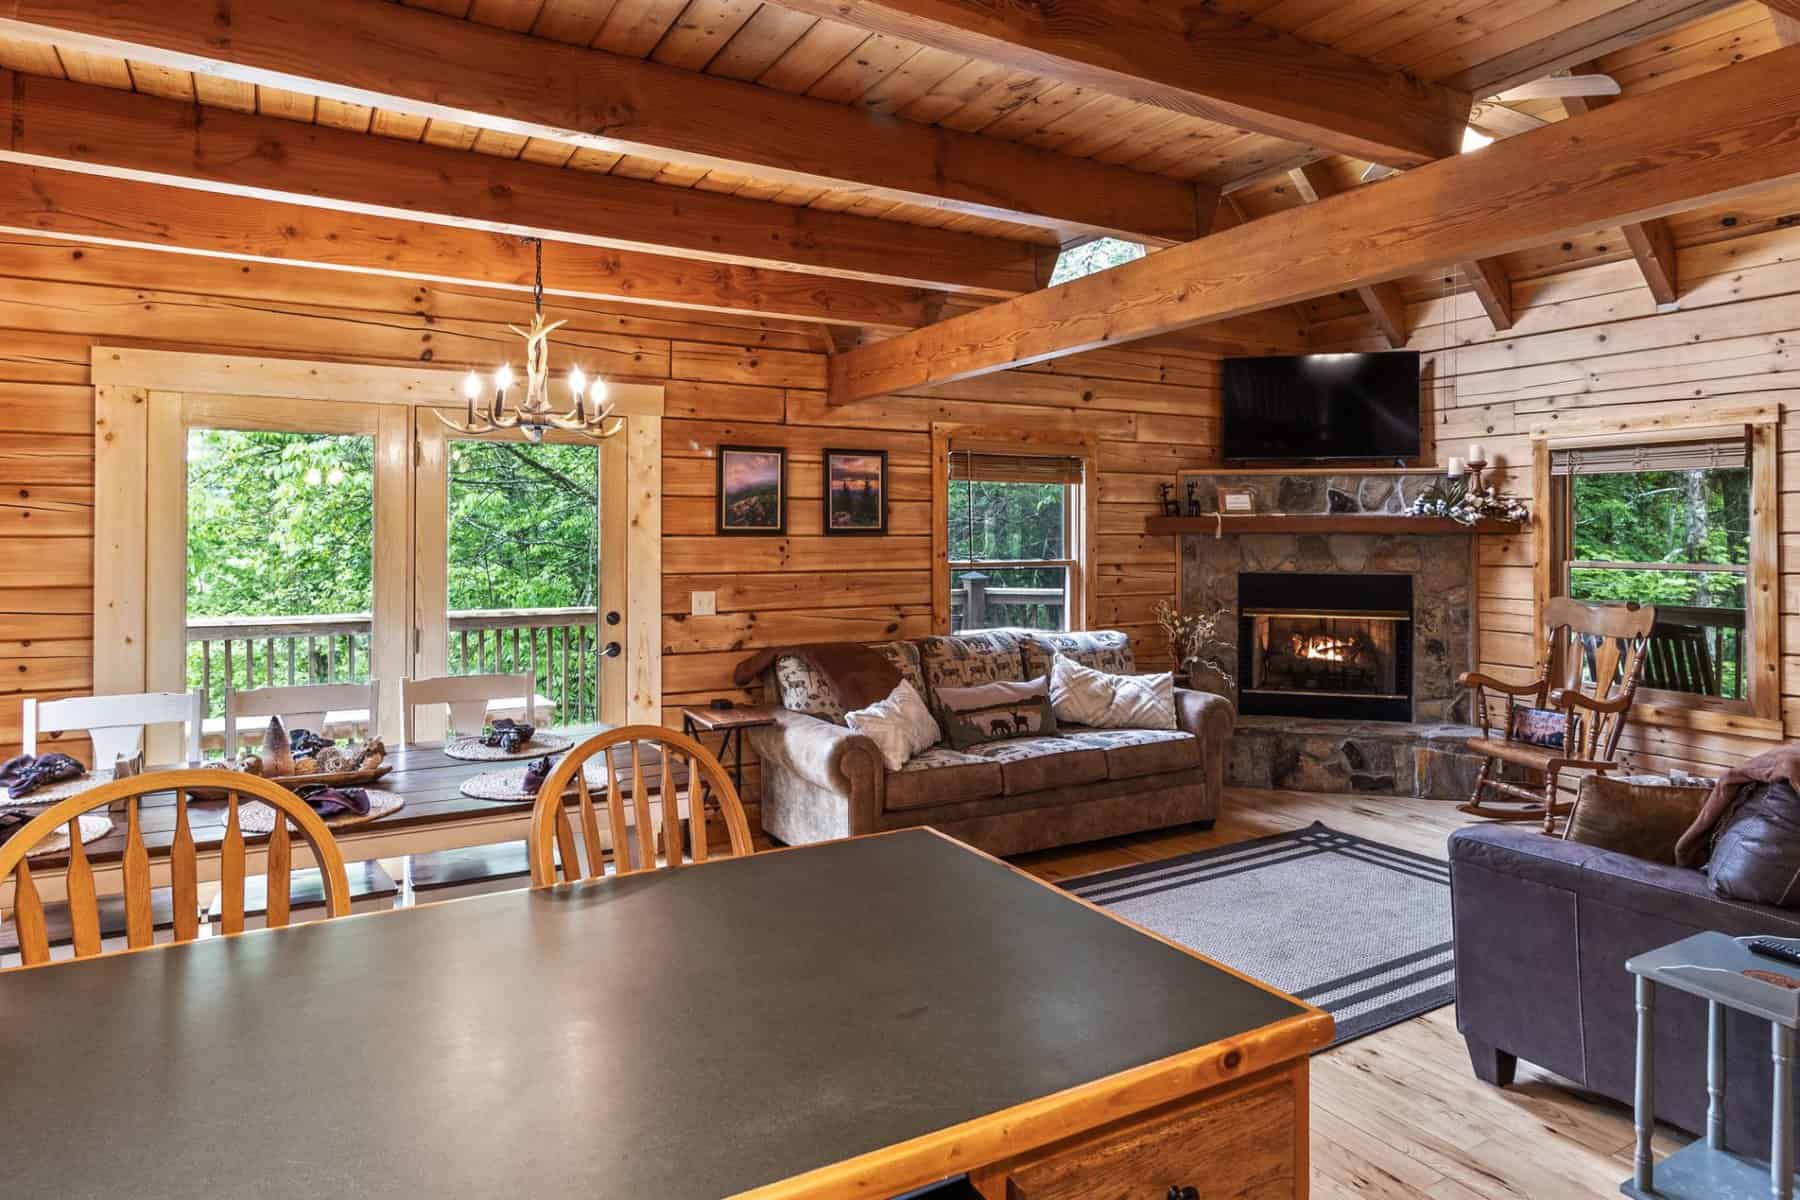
[1217,485,1257,515]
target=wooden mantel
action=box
[1146,515,1524,535]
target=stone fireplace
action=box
[1173,470,1487,800]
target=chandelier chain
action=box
[531,236,544,316]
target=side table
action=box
[1624,931,1800,1199]
[680,705,777,799]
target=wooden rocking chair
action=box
[1458,598,1657,833]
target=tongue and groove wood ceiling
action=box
[0,0,1792,337]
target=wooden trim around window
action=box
[930,424,1098,636]
[1530,406,1782,740]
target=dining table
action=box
[0,827,1331,1199]
[0,731,673,907]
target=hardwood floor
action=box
[1014,788,1681,1200]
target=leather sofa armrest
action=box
[747,709,885,834]
[1175,687,1236,747]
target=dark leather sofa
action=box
[1450,824,1800,1153]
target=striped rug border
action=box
[1059,821,1454,1048]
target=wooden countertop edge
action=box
[729,827,1334,1200]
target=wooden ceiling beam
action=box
[0,161,938,330]
[0,0,1212,244]
[826,45,1800,403]
[1461,258,1516,332]
[1564,84,1679,305]
[1447,0,1741,95]
[0,71,1037,299]
[759,0,1470,167]
[1769,2,1800,44]
[1287,163,1412,346]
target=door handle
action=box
[603,641,622,659]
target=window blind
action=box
[948,451,1085,485]
[1550,437,1748,476]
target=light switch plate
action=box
[691,590,716,616]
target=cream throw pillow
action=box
[1049,653,1176,730]
[844,680,941,770]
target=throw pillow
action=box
[934,676,1058,751]
[843,681,940,771]
[1562,775,1708,866]
[1707,780,1800,906]
[1049,654,1176,730]
[1508,705,1574,749]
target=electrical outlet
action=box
[691,590,716,616]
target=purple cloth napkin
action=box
[0,752,85,799]
[523,755,554,794]
[295,785,371,819]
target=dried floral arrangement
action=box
[1406,477,1529,526]
[1153,600,1236,688]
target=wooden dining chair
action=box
[23,690,204,766]
[1459,598,1657,833]
[224,680,381,751]
[400,672,534,744]
[528,725,753,886]
[0,769,351,969]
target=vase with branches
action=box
[1153,601,1236,694]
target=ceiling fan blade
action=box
[1490,74,1620,102]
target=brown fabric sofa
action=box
[747,629,1234,856]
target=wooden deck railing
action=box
[1643,604,1747,701]
[949,581,1066,632]
[186,607,602,725]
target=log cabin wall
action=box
[1314,222,1800,780]
[0,233,1299,819]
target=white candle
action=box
[1468,442,1486,464]
[1447,457,1466,478]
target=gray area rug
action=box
[1061,822,1452,1046]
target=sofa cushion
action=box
[918,629,1030,697]
[934,676,1057,750]
[885,745,1003,812]
[1061,727,1199,781]
[1709,781,1800,907]
[1021,630,1134,679]
[844,681,941,771]
[962,735,1108,795]
[1564,774,1708,866]
[1048,654,1175,729]
[773,640,926,725]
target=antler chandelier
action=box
[440,237,620,442]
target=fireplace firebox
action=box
[1237,572,1413,721]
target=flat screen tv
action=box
[1221,351,1421,462]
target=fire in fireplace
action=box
[1237,573,1414,721]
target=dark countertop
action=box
[0,829,1316,1199]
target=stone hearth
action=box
[1228,717,1489,802]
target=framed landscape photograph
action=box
[825,449,887,535]
[717,445,786,535]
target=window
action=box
[945,448,1087,633]
[1048,238,1145,285]
[1543,424,1776,724]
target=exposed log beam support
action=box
[1564,83,1679,305]
[0,71,1037,299]
[0,161,937,329]
[760,0,1470,167]
[1461,258,1516,331]
[827,45,1800,403]
[1222,194,1309,332]
[1447,0,1741,95]
[0,0,1211,244]
[1288,163,1410,347]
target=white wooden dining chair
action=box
[23,690,203,766]
[400,673,534,744]
[224,680,381,751]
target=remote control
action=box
[1748,938,1800,968]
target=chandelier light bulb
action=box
[568,365,586,398]
[462,371,481,399]
[589,379,609,408]
[495,363,514,391]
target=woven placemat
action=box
[443,733,575,762]
[237,792,405,835]
[459,761,607,803]
[22,812,113,858]
[0,768,114,809]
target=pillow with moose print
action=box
[933,676,1058,751]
